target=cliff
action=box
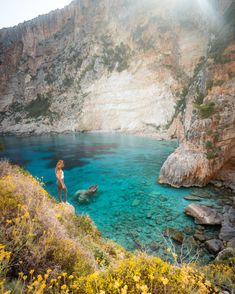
[159,1,235,190]
[0,0,211,135]
[0,0,234,188]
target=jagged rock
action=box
[205,239,223,254]
[185,203,223,225]
[219,206,235,241]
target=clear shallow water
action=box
[0,133,231,263]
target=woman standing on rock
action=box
[55,159,67,202]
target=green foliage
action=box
[207,147,221,160]
[205,141,213,150]
[102,42,131,72]
[194,102,215,119]
[214,54,231,64]
[194,92,204,105]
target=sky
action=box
[0,0,72,29]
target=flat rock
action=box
[184,195,202,201]
[205,239,223,254]
[185,203,223,225]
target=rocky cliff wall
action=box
[159,1,235,190]
[0,0,210,135]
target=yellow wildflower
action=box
[61,284,67,290]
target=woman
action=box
[55,159,67,202]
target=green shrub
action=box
[194,102,215,119]
[205,141,213,149]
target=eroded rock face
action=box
[159,1,235,188]
[185,203,223,225]
[0,0,213,135]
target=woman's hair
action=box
[56,160,64,169]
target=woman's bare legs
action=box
[57,186,62,202]
[62,186,67,202]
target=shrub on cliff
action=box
[0,161,126,283]
[0,161,234,293]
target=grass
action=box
[0,161,234,293]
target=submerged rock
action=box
[132,199,140,207]
[185,203,223,225]
[164,228,185,244]
[205,239,223,254]
[184,195,202,201]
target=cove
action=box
[0,133,229,263]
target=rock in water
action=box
[158,148,211,188]
[205,239,223,254]
[184,195,202,201]
[185,203,222,225]
[164,228,185,244]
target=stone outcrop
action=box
[185,203,223,225]
[159,1,235,188]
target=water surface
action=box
[1,133,230,263]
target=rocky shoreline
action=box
[184,194,235,262]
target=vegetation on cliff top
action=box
[0,161,234,293]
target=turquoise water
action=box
[0,133,229,263]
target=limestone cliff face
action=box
[0,0,210,135]
[1,0,234,188]
[159,1,235,190]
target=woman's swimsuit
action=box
[56,169,64,187]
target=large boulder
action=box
[205,239,223,254]
[185,203,223,225]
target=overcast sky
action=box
[0,0,72,29]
